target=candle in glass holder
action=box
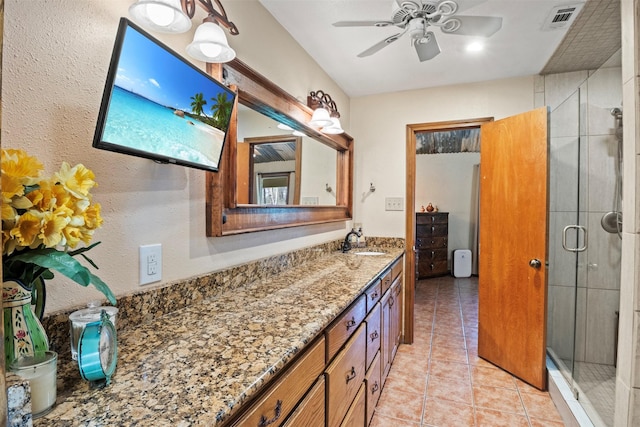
[10,351,58,418]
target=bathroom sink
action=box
[353,251,386,256]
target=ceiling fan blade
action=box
[414,32,441,61]
[357,32,404,58]
[442,15,503,37]
[333,20,394,27]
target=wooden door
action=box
[478,107,549,390]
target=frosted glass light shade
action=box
[186,22,236,63]
[309,108,333,127]
[129,0,192,33]
[322,117,344,134]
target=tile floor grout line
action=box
[455,279,479,427]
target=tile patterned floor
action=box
[370,276,566,427]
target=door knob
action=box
[529,259,542,269]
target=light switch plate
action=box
[385,197,404,211]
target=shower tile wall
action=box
[545,53,622,368]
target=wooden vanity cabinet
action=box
[416,212,449,278]
[228,255,403,427]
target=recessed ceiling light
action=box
[466,41,484,52]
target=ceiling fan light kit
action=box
[333,0,503,62]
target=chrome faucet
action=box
[341,228,362,253]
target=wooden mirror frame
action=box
[205,59,353,236]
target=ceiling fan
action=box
[333,0,503,62]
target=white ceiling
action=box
[258,0,587,97]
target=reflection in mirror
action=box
[237,105,337,206]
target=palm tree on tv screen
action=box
[210,92,233,131]
[190,92,208,118]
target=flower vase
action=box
[3,279,49,366]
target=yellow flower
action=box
[54,162,96,199]
[62,226,82,248]
[1,149,43,186]
[39,211,70,248]
[2,203,17,223]
[10,210,42,248]
[83,203,103,230]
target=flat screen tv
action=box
[93,18,236,173]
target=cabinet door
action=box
[325,324,366,427]
[380,290,392,385]
[391,277,403,362]
[339,383,366,427]
[282,376,325,427]
[365,302,381,370]
[365,351,382,426]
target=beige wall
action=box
[1,0,351,314]
[349,76,536,238]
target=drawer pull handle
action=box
[258,400,282,427]
[371,381,379,394]
[389,296,394,307]
[370,291,378,300]
[345,317,357,330]
[431,226,435,232]
[430,264,435,270]
[346,367,357,383]
[370,330,379,341]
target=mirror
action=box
[205,59,353,236]
[237,106,338,206]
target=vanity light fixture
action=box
[129,0,238,63]
[308,90,344,134]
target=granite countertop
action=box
[35,248,403,426]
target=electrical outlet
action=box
[140,244,162,285]
[385,197,404,211]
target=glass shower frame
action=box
[547,76,622,427]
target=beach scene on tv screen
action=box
[102,25,233,169]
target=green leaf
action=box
[11,249,92,285]
[88,272,117,306]
[7,246,116,306]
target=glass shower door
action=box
[547,88,584,390]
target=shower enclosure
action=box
[547,58,622,427]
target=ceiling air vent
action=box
[542,3,584,30]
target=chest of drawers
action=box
[416,212,449,278]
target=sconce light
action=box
[129,0,238,63]
[308,90,344,134]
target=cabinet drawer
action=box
[417,260,448,277]
[326,295,366,362]
[282,376,325,427]
[365,302,381,370]
[326,324,366,427]
[339,383,365,427]
[364,279,382,312]
[416,223,448,238]
[416,236,448,249]
[380,268,392,294]
[233,336,325,427]
[365,351,382,426]
[391,259,403,282]
[417,248,447,262]
[416,212,448,224]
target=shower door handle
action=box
[562,225,588,252]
